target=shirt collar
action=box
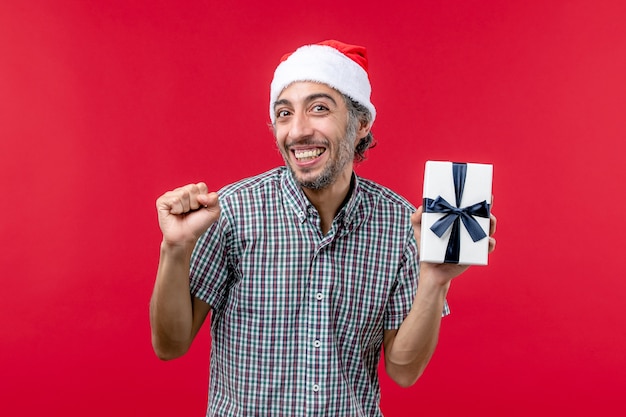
[281,167,313,223]
[280,167,362,227]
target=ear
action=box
[356,120,371,141]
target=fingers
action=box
[488,210,496,253]
[157,182,213,215]
[488,236,496,253]
[489,213,497,236]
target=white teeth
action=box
[294,148,324,160]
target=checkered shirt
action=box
[190,167,448,416]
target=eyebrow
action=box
[273,93,338,110]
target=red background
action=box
[2,1,625,415]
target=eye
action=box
[276,109,291,119]
[311,104,329,113]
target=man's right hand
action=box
[156,182,221,247]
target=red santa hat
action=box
[269,40,376,125]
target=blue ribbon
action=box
[423,163,490,263]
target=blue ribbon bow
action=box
[423,163,490,263]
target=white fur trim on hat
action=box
[269,44,376,125]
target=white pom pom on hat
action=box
[269,40,376,126]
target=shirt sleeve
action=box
[384,228,450,330]
[189,212,233,312]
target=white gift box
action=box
[420,161,493,265]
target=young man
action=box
[150,40,496,416]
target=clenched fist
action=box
[156,182,221,247]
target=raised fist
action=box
[156,182,221,247]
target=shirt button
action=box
[312,384,320,392]
[315,292,324,301]
[313,340,321,348]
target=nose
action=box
[288,112,314,140]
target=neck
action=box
[302,170,354,235]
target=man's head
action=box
[270,40,376,164]
[273,81,368,190]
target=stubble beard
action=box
[283,131,356,191]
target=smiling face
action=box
[273,82,367,191]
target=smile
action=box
[293,148,325,162]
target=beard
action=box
[281,127,356,191]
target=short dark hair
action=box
[344,95,376,163]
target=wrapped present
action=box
[420,161,493,265]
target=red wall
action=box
[2,1,625,415]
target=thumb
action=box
[197,191,219,209]
[411,207,423,248]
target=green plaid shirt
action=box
[190,167,445,416]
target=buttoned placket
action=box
[285,172,356,413]
[303,210,339,413]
